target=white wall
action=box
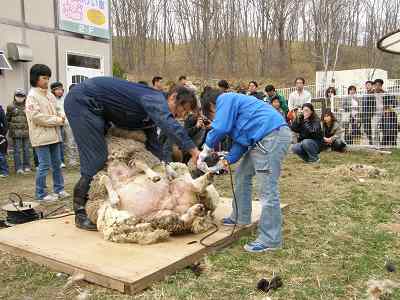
[24,0,55,28]
[316,68,388,88]
[0,24,25,108]
[2,1,22,21]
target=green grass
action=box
[0,151,399,299]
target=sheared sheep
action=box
[86,127,219,244]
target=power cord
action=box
[199,164,239,247]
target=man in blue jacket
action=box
[197,89,291,253]
[64,77,200,231]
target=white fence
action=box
[277,79,400,100]
[310,92,399,149]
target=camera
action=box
[202,117,211,126]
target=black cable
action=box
[199,164,239,247]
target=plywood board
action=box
[0,198,288,294]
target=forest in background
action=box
[111,0,400,87]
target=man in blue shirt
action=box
[64,77,200,231]
[197,89,291,253]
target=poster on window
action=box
[59,0,110,39]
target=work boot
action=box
[73,176,97,231]
[74,206,97,231]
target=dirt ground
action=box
[0,150,399,300]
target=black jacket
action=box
[0,105,8,153]
[361,93,376,115]
[248,91,265,100]
[291,115,323,144]
[6,100,29,138]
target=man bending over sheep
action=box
[64,77,200,231]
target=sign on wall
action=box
[59,0,110,39]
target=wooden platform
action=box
[0,198,287,294]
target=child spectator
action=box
[6,89,32,174]
[51,81,66,168]
[25,64,69,202]
[265,85,289,116]
[0,104,9,178]
[270,95,285,117]
[321,109,346,152]
[291,103,323,163]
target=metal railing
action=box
[276,79,400,100]
[310,92,400,149]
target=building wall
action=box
[24,0,55,28]
[1,1,22,21]
[0,24,25,107]
[0,0,111,108]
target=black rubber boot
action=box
[73,176,97,231]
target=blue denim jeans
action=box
[0,151,9,175]
[12,137,31,171]
[60,126,65,164]
[230,126,291,247]
[34,143,64,199]
[292,139,320,162]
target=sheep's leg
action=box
[180,204,205,224]
[164,163,178,181]
[130,159,161,182]
[188,172,213,193]
[99,175,121,207]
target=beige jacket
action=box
[25,87,65,147]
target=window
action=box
[67,54,101,69]
[71,75,89,84]
[0,52,12,70]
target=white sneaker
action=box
[60,163,66,168]
[0,174,8,178]
[57,190,70,199]
[16,169,24,175]
[24,168,31,173]
[39,194,59,202]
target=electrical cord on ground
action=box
[199,164,239,247]
[3,193,75,225]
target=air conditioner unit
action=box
[7,43,33,62]
[0,50,12,70]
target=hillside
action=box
[114,39,400,89]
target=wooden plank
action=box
[0,198,288,295]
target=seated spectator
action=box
[270,96,285,117]
[218,79,230,92]
[265,85,288,115]
[291,103,323,163]
[321,109,346,152]
[247,81,264,100]
[25,64,69,202]
[6,89,32,174]
[0,103,9,178]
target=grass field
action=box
[0,150,399,300]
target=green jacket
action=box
[6,100,29,139]
[266,93,288,114]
